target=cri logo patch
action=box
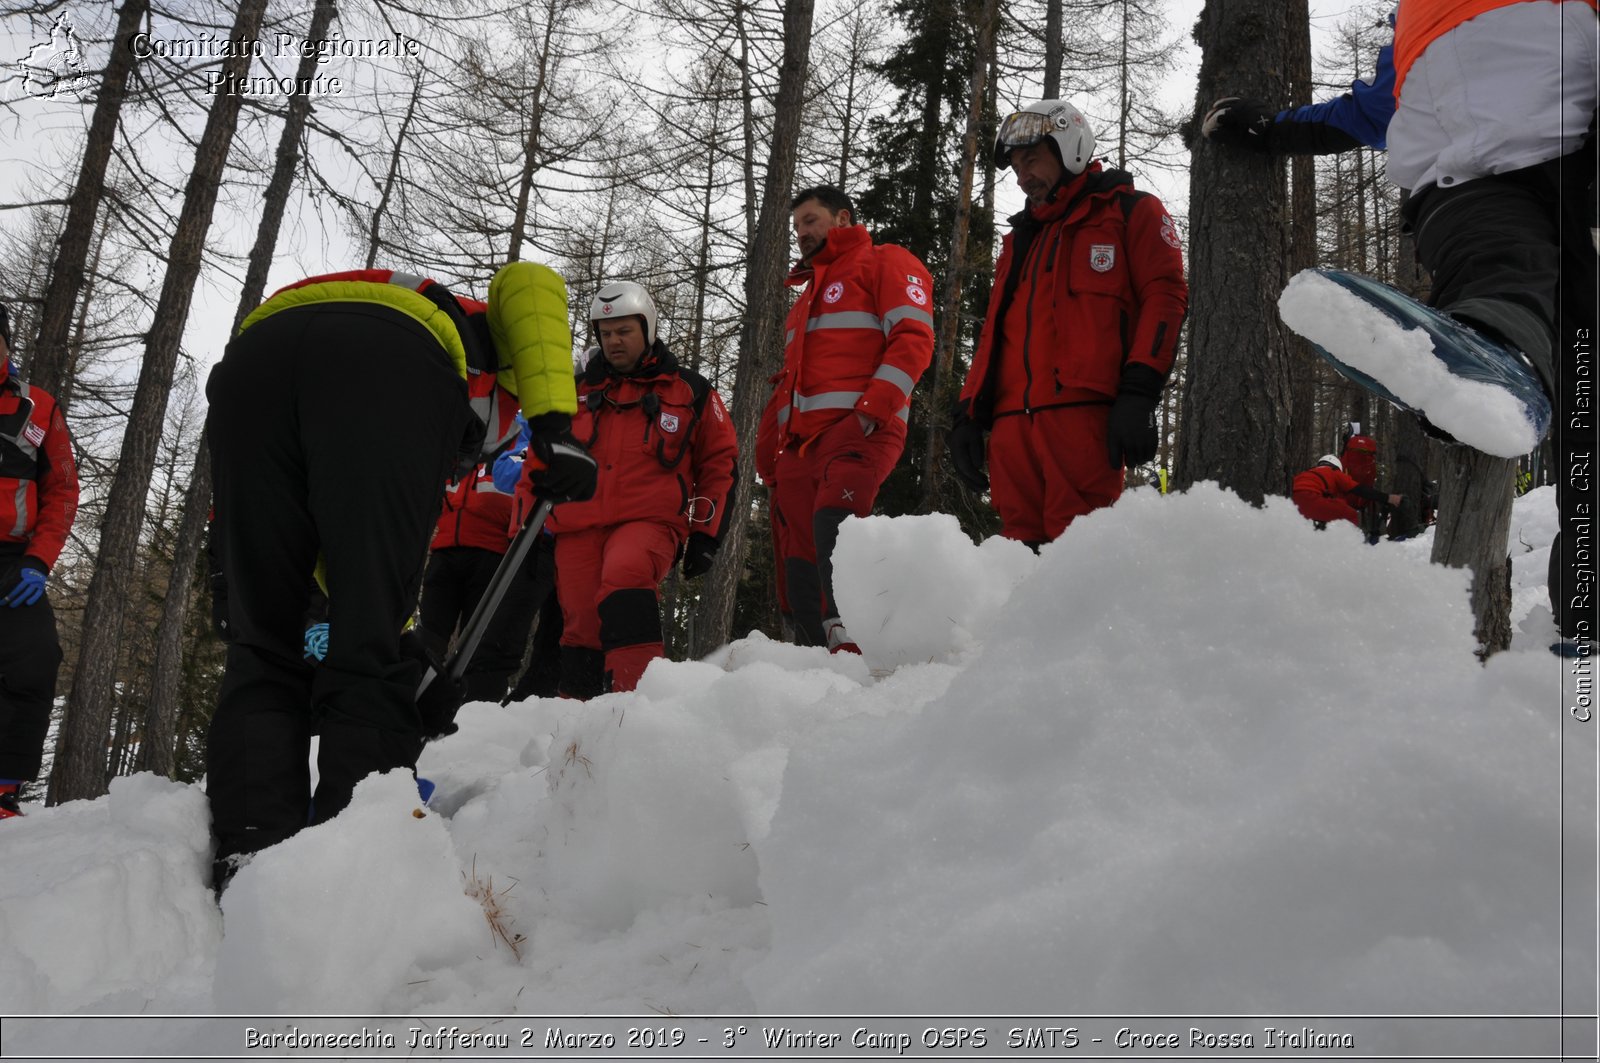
[906,285,927,306]
[823,281,845,304]
[1089,245,1115,272]
[659,412,680,433]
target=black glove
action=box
[680,532,719,578]
[945,399,989,493]
[524,412,598,502]
[402,629,464,741]
[1106,364,1164,469]
[1200,97,1278,152]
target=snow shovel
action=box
[416,498,555,699]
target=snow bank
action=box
[749,486,1563,1014]
[212,771,486,1013]
[0,775,220,1012]
[3,485,1578,1041]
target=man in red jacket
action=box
[769,186,935,654]
[0,304,80,819]
[549,281,738,696]
[1293,454,1404,532]
[948,99,1188,546]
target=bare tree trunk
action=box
[1434,450,1517,655]
[141,0,339,778]
[735,1,759,248]
[50,0,271,804]
[917,0,999,513]
[1284,0,1317,470]
[366,78,425,269]
[1043,0,1062,99]
[30,0,148,397]
[1175,0,1295,504]
[506,1,557,262]
[691,0,816,657]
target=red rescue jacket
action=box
[547,343,738,542]
[961,163,1188,426]
[431,369,521,553]
[774,225,935,443]
[1292,465,1362,509]
[0,367,78,570]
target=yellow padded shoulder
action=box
[487,262,578,418]
[239,281,468,379]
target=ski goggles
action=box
[994,110,1059,167]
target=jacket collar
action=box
[790,222,872,283]
[582,339,680,386]
[1008,161,1134,231]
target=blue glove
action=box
[304,622,329,661]
[2,563,46,608]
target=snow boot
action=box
[1279,268,1552,458]
[823,617,861,656]
[0,781,24,820]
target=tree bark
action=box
[917,0,999,513]
[691,0,815,658]
[1433,449,1517,656]
[1284,0,1318,470]
[1042,0,1062,99]
[30,0,148,398]
[141,0,339,778]
[50,0,271,803]
[1175,0,1296,504]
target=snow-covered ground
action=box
[1,485,1590,1059]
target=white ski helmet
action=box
[1317,454,1343,470]
[590,281,658,347]
[995,99,1096,174]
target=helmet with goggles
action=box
[994,99,1095,175]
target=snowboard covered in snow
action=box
[1278,268,1551,459]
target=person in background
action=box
[0,303,79,819]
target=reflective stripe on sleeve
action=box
[882,306,934,331]
[871,364,916,398]
[806,311,883,333]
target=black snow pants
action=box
[205,302,472,871]
[1404,142,1598,642]
[0,544,62,781]
[418,544,542,703]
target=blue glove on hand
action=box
[2,562,46,608]
[304,622,329,661]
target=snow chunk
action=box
[1279,271,1541,457]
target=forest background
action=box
[0,0,1543,804]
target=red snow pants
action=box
[987,405,1124,543]
[772,414,905,644]
[555,519,680,693]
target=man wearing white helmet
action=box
[948,99,1188,546]
[1292,454,1405,532]
[547,281,738,695]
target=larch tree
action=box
[50,0,271,803]
[1174,0,1301,504]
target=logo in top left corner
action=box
[16,12,93,103]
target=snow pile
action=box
[0,774,220,1013]
[2,485,1577,1040]
[1279,270,1545,458]
[749,488,1558,1013]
